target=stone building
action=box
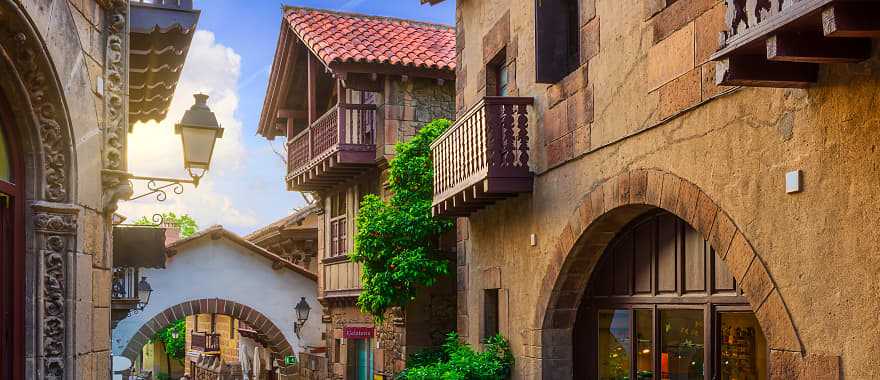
[0,0,197,378]
[257,7,457,379]
[423,0,880,379]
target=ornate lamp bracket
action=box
[128,174,198,202]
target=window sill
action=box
[322,255,351,264]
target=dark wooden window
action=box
[575,211,767,380]
[487,49,510,96]
[535,0,580,83]
[329,191,348,258]
[483,289,500,341]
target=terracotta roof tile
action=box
[283,6,455,71]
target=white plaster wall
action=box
[111,236,321,356]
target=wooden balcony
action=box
[191,332,221,354]
[321,258,362,300]
[286,104,378,192]
[431,96,534,217]
[712,0,879,88]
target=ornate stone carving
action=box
[33,206,77,380]
[102,0,132,213]
[0,17,72,203]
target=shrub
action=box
[352,119,454,320]
[399,332,514,380]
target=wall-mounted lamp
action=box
[293,297,311,339]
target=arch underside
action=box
[121,298,295,370]
[533,169,832,379]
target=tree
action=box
[134,212,198,237]
[148,318,186,372]
[351,119,454,320]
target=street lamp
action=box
[175,93,224,187]
[127,93,224,201]
[136,276,153,311]
[293,297,311,338]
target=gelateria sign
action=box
[343,326,374,339]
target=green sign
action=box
[284,355,297,366]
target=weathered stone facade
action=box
[450,0,878,378]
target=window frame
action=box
[535,0,581,83]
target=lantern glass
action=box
[180,126,218,170]
[295,297,310,323]
[137,276,152,307]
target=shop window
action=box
[483,289,500,340]
[635,310,653,378]
[719,312,767,380]
[597,309,631,379]
[659,309,704,379]
[535,0,580,83]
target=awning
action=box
[129,0,201,125]
[113,225,168,268]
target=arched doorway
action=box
[0,90,23,379]
[573,210,767,379]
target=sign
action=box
[343,326,374,339]
[284,355,297,366]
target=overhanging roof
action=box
[130,0,201,125]
[113,225,168,268]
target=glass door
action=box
[346,338,373,380]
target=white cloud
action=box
[119,30,264,231]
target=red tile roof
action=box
[284,6,456,71]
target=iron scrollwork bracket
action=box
[128,175,197,202]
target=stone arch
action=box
[532,169,833,379]
[0,1,80,379]
[121,298,295,364]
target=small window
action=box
[334,338,341,363]
[483,289,500,340]
[330,191,347,218]
[487,49,510,97]
[535,0,580,83]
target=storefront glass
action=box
[635,309,654,379]
[719,313,767,380]
[598,309,631,380]
[659,310,704,380]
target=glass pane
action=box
[635,310,654,379]
[498,65,509,96]
[598,309,631,380]
[0,126,11,182]
[719,312,767,380]
[660,310,704,380]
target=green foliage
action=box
[155,374,171,380]
[135,212,198,238]
[352,119,454,319]
[148,319,186,363]
[399,332,514,380]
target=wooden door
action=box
[0,91,23,379]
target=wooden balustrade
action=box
[712,0,879,87]
[431,96,534,217]
[191,332,220,353]
[286,104,378,191]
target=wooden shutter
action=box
[535,0,577,83]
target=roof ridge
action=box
[282,5,454,30]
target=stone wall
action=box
[453,0,879,378]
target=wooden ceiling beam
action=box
[767,33,871,64]
[823,3,880,38]
[715,55,818,88]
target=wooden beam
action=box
[715,56,818,88]
[767,33,871,63]
[823,2,880,38]
[307,53,318,124]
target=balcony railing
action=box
[431,96,534,217]
[191,332,221,354]
[711,0,878,87]
[286,104,378,191]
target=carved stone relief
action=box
[102,0,133,213]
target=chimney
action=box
[163,220,181,246]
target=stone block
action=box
[546,133,573,168]
[756,290,801,351]
[92,268,110,308]
[800,354,841,380]
[659,173,681,211]
[644,0,666,20]
[590,183,605,217]
[648,22,695,90]
[708,211,736,257]
[580,18,601,65]
[603,177,620,212]
[724,232,756,281]
[652,0,717,44]
[580,0,596,26]
[457,266,468,291]
[700,62,730,101]
[92,306,110,351]
[562,64,589,96]
[76,254,92,303]
[77,352,95,380]
[658,67,702,120]
[769,350,801,380]
[645,170,664,206]
[76,301,93,355]
[482,267,501,289]
[694,192,719,239]
[457,315,469,337]
[543,101,568,143]
[546,82,566,108]
[94,351,110,380]
[694,1,725,65]
[676,180,701,225]
[569,84,594,129]
[482,12,510,64]
[740,256,774,308]
[577,195,594,227]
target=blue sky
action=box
[120,1,455,235]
